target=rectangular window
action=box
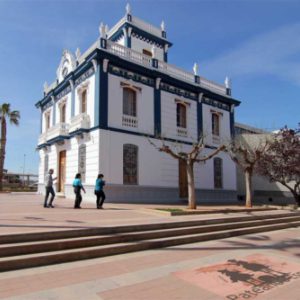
[60,104,66,123]
[142,49,152,57]
[45,113,50,130]
[81,90,87,113]
[212,113,220,136]
[123,88,137,117]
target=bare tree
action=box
[226,134,270,208]
[149,137,225,209]
[256,125,300,206]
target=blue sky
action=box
[0,0,299,174]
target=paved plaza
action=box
[0,193,299,299]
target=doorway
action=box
[179,159,188,198]
[58,150,66,192]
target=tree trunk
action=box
[245,169,253,208]
[0,118,7,191]
[186,160,196,209]
[291,191,300,207]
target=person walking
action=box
[44,169,57,208]
[94,174,106,209]
[72,173,86,209]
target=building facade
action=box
[36,5,241,203]
[234,123,295,204]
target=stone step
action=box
[0,217,299,272]
[1,215,300,258]
[1,211,299,244]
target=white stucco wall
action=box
[98,130,236,190]
[131,37,164,61]
[74,75,96,126]
[107,74,154,135]
[38,130,100,187]
[161,91,197,142]
[202,103,231,146]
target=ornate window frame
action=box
[78,144,86,183]
[77,82,90,114]
[214,157,223,189]
[123,144,138,185]
[58,98,67,123]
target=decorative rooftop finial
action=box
[75,48,81,61]
[151,45,157,58]
[225,76,231,89]
[193,63,199,76]
[99,22,106,38]
[105,24,109,35]
[126,3,131,14]
[43,81,48,91]
[161,20,165,31]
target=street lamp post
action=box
[23,154,26,187]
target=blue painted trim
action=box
[197,101,203,138]
[164,51,168,63]
[99,61,108,128]
[36,47,240,111]
[108,23,172,48]
[94,64,100,127]
[127,35,131,48]
[52,102,56,126]
[152,58,158,68]
[154,87,161,136]
[37,125,219,150]
[230,109,235,138]
[71,86,75,117]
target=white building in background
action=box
[36,5,241,203]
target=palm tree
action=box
[0,103,20,190]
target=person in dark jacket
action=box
[72,173,86,209]
[94,174,106,209]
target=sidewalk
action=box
[0,193,299,299]
[0,193,289,235]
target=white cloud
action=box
[200,22,300,85]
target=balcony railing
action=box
[38,132,47,145]
[177,127,188,137]
[122,115,138,128]
[106,40,152,68]
[45,40,227,96]
[38,123,69,145]
[69,113,90,132]
[47,123,69,141]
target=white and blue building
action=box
[36,5,241,203]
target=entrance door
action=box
[58,150,66,192]
[179,159,188,198]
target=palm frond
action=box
[9,110,20,126]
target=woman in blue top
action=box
[73,173,86,209]
[95,174,106,209]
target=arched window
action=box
[214,157,223,189]
[176,103,187,128]
[123,88,137,117]
[78,144,86,183]
[123,144,138,185]
[80,90,87,114]
[212,113,220,136]
[45,112,51,130]
[60,103,66,123]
